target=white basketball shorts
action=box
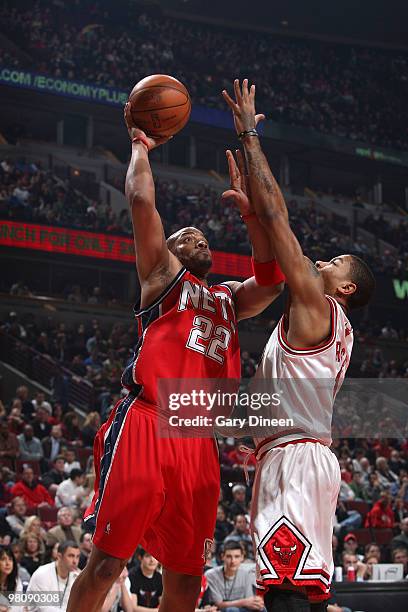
[251,438,341,602]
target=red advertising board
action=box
[0,221,251,278]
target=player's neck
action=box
[223,566,237,578]
[142,568,155,578]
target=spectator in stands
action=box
[10,467,54,508]
[81,412,100,448]
[0,417,19,464]
[392,547,408,578]
[41,455,67,490]
[31,407,52,441]
[31,392,52,416]
[102,566,135,612]
[61,413,82,446]
[19,534,43,576]
[365,491,395,528]
[363,555,379,581]
[391,517,408,550]
[20,516,46,555]
[46,507,82,548]
[375,457,399,491]
[206,541,261,610]
[27,540,80,610]
[389,450,407,476]
[215,504,233,547]
[10,541,30,586]
[78,532,92,571]
[0,545,23,609]
[5,497,27,538]
[14,387,33,420]
[366,472,383,502]
[364,543,382,563]
[17,425,43,462]
[128,549,163,609]
[42,427,67,465]
[334,500,362,535]
[7,402,25,436]
[228,485,248,517]
[63,450,81,474]
[341,552,366,582]
[348,471,370,501]
[224,514,253,560]
[55,469,86,509]
[343,533,363,561]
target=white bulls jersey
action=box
[250,296,354,599]
[253,295,353,447]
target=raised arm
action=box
[223,80,330,346]
[124,105,182,307]
[222,148,284,321]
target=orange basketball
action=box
[127,74,191,138]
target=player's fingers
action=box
[242,78,249,101]
[226,150,239,185]
[234,78,243,104]
[250,83,256,101]
[222,89,240,113]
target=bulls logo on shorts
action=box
[257,516,311,582]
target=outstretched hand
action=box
[222,79,265,136]
[124,102,171,150]
[222,148,253,217]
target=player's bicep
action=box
[131,205,180,282]
[264,213,327,312]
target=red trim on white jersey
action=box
[278,296,338,356]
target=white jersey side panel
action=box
[253,296,353,446]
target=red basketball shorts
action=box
[84,393,220,575]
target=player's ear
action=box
[337,281,356,298]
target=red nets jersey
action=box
[121,268,241,405]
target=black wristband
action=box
[238,128,259,140]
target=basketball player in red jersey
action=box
[67,105,285,612]
[223,81,375,611]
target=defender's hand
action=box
[221,148,253,216]
[222,79,265,135]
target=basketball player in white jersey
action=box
[223,80,375,611]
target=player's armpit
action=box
[225,278,284,322]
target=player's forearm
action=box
[243,137,288,226]
[125,142,155,209]
[243,216,275,262]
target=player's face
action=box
[315,254,353,296]
[172,228,212,277]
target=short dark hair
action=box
[69,468,83,480]
[58,540,79,555]
[348,255,375,309]
[223,541,245,555]
[54,455,65,463]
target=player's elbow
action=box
[127,189,154,211]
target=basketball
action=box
[127,74,191,138]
